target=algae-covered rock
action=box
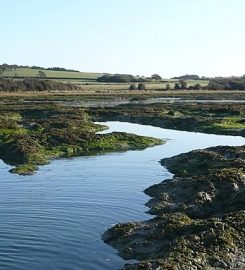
[161,146,245,177]
[0,104,163,175]
[104,146,245,269]
[89,102,245,137]
[106,211,245,269]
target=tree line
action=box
[0,64,80,74]
[207,78,245,90]
[129,78,245,91]
[0,78,79,92]
[97,74,163,83]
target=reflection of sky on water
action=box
[0,122,244,270]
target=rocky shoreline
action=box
[103,145,245,269]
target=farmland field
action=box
[2,67,102,83]
[1,67,209,87]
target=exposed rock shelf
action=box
[89,102,245,137]
[0,104,163,175]
[103,145,245,270]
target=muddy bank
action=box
[0,104,163,175]
[104,145,245,269]
[1,90,245,102]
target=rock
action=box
[104,146,245,269]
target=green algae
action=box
[89,102,245,137]
[0,104,163,175]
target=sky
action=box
[0,0,244,78]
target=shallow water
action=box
[0,122,244,270]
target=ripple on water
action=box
[0,122,244,270]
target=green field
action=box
[1,67,210,89]
[2,67,102,83]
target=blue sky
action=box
[1,0,244,77]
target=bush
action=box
[138,83,146,90]
[193,83,202,90]
[165,84,171,90]
[179,80,187,89]
[129,84,137,90]
[173,80,187,90]
[174,83,180,90]
[38,71,46,78]
[151,74,162,81]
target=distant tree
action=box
[129,84,137,90]
[32,66,44,70]
[193,83,202,90]
[171,74,200,80]
[165,83,170,90]
[174,83,180,90]
[138,83,146,90]
[179,80,187,89]
[38,71,46,78]
[151,74,162,81]
[0,66,8,77]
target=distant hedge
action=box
[0,63,79,73]
[0,78,80,92]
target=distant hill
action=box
[172,74,200,80]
